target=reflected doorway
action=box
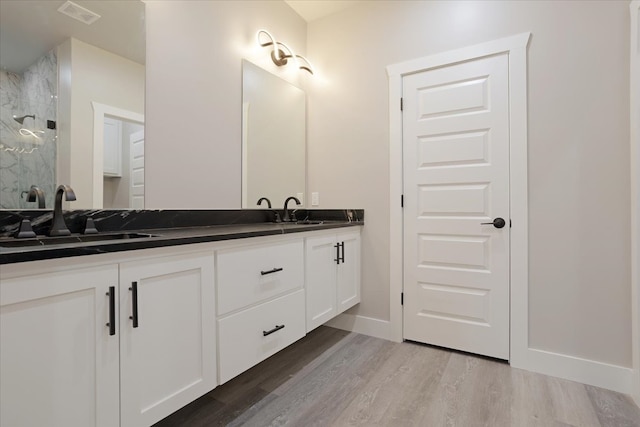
[92,102,144,209]
[102,117,144,209]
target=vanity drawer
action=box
[217,289,305,384]
[216,239,303,315]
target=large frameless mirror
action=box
[241,60,306,209]
[0,0,145,210]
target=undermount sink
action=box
[0,232,158,248]
[289,220,325,225]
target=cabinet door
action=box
[337,230,361,312]
[119,252,216,427]
[305,235,338,332]
[0,265,120,427]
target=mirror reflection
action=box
[0,0,145,210]
[242,60,306,209]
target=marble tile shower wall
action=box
[0,49,57,209]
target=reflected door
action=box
[129,130,144,209]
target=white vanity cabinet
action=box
[119,252,216,427]
[0,249,216,427]
[0,224,362,426]
[216,239,306,384]
[0,264,120,427]
[305,228,361,332]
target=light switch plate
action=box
[311,192,319,206]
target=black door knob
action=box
[481,217,506,229]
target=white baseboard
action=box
[633,370,640,406]
[511,347,633,395]
[325,313,397,342]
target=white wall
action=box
[307,0,631,368]
[144,0,307,209]
[57,38,145,209]
[631,0,640,406]
[142,0,633,383]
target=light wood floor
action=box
[154,326,640,427]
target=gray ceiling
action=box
[0,0,145,74]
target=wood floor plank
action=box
[456,355,512,427]
[152,394,229,427]
[266,329,358,396]
[152,326,640,427]
[586,384,640,427]
[237,334,390,427]
[214,327,352,405]
[287,338,398,426]
[545,376,601,427]
[369,343,450,426]
[418,352,512,426]
[510,367,566,427]
[332,341,449,426]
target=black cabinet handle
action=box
[260,267,283,275]
[106,286,115,336]
[129,281,139,328]
[340,242,345,263]
[481,217,506,229]
[263,324,285,336]
[335,243,341,264]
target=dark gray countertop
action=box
[0,220,363,264]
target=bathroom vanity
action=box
[0,209,362,427]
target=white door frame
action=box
[630,0,640,407]
[91,102,144,208]
[387,33,531,365]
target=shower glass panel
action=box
[0,49,57,209]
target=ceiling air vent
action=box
[57,1,101,25]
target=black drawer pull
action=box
[129,281,139,328]
[340,241,345,263]
[106,286,115,336]
[261,267,283,275]
[263,324,285,336]
[334,243,340,264]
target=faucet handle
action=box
[83,218,99,234]
[15,219,36,239]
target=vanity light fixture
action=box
[257,29,314,75]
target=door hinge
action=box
[401,194,404,208]
[401,292,404,306]
[400,97,403,111]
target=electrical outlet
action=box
[311,192,319,206]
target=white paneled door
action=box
[402,53,510,360]
[129,129,145,209]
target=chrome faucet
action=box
[49,185,76,236]
[282,196,301,222]
[26,185,45,209]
